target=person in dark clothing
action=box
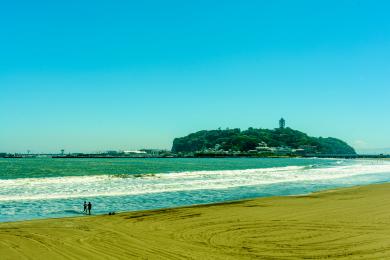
[87,202,92,215]
[83,201,87,214]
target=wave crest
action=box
[1,161,390,202]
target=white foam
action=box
[1,161,390,202]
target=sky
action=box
[1,0,390,153]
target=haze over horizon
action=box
[1,1,390,154]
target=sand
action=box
[2,183,390,259]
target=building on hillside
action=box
[256,142,273,153]
[274,146,293,155]
[296,145,318,155]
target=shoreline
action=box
[2,183,390,259]
[0,182,378,225]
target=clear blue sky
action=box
[1,0,389,153]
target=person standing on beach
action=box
[83,201,87,214]
[87,202,92,215]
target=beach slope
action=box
[2,183,390,259]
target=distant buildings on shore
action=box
[51,149,173,158]
[196,140,317,157]
[0,149,173,158]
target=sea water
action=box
[1,158,390,222]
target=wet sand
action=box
[2,183,390,259]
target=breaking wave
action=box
[1,161,390,202]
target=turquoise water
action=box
[1,158,390,222]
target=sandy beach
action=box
[2,183,390,259]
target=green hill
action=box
[171,127,356,155]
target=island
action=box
[172,119,356,157]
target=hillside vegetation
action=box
[172,127,356,155]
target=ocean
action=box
[1,157,390,222]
